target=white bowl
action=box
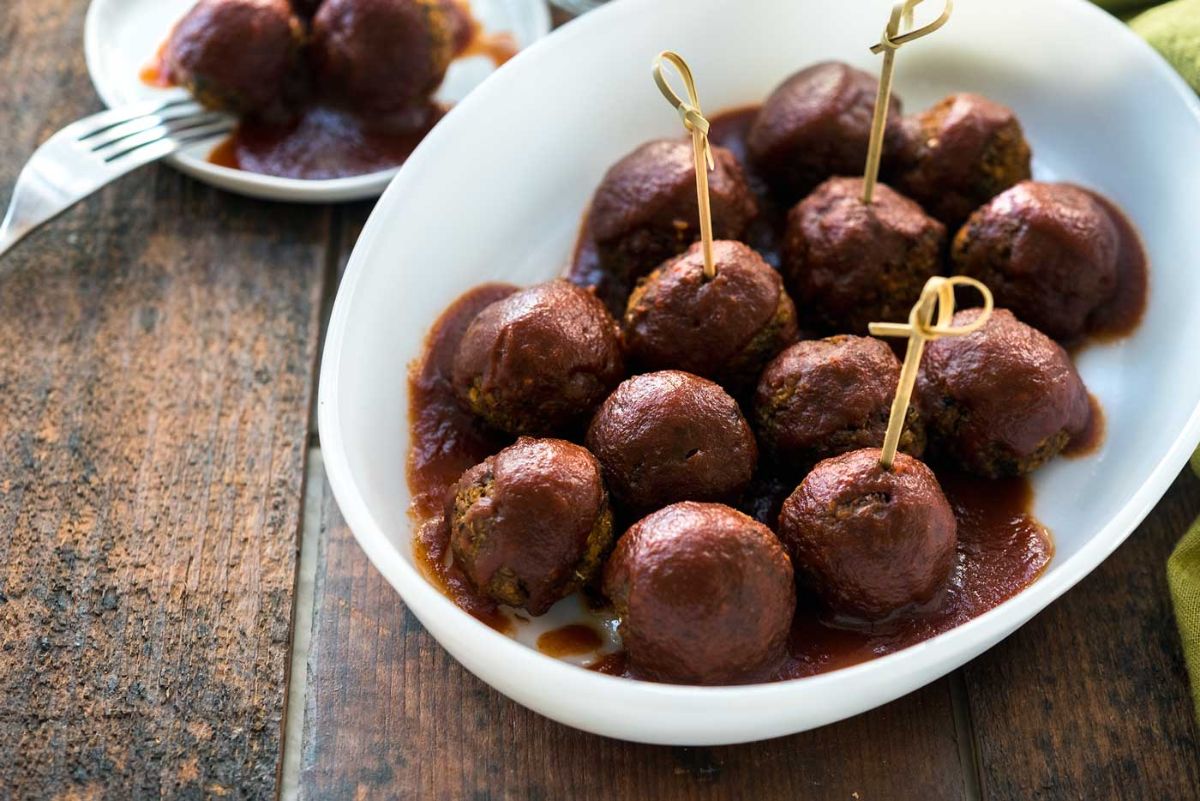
[319,0,1200,744]
[83,0,550,202]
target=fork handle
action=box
[0,205,31,262]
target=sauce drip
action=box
[140,43,171,87]
[1081,188,1149,342]
[457,30,519,67]
[1065,392,1106,458]
[407,283,516,520]
[407,284,517,634]
[537,625,603,658]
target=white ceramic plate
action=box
[83,0,550,202]
[319,0,1200,744]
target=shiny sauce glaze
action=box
[589,475,1051,680]
[406,284,1053,682]
[408,101,1147,684]
[141,18,516,179]
[409,284,516,633]
[568,106,1149,348]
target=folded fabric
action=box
[1093,0,1155,11]
[1169,451,1200,721]
[1123,0,1200,723]
[1131,0,1200,91]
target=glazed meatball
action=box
[916,308,1091,477]
[754,336,924,472]
[590,139,758,289]
[603,502,795,684]
[896,93,1032,228]
[623,240,798,389]
[778,448,956,621]
[747,62,905,202]
[951,182,1119,342]
[586,371,757,514]
[782,177,945,335]
[447,438,614,616]
[164,0,303,115]
[452,280,624,435]
[311,0,470,114]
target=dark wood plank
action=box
[0,2,330,798]
[963,469,1200,799]
[300,472,972,801]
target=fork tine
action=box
[104,119,237,170]
[87,103,224,151]
[83,101,211,151]
[57,89,196,143]
[94,112,233,162]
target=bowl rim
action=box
[318,0,1200,719]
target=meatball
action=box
[951,182,1120,342]
[747,62,905,202]
[896,93,1032,228]
[782,177,945,335]
[586,371,757,514]
[452,280,624,435]
[164,0,303,115]
[916,308,1091,477]
[778,448,957,621]
[447,438,614,615]
[589,139,758,288]
[603,502,795,684]
[310,0,470,114]
[754,336,924,473]
[623,240,798,389]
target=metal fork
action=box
[0,89,236,260]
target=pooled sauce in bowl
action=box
[405,84,1147,685]
[406,282,1055,683]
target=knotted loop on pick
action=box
[870,0,954,55]
[867,275,992,470]
[653,50,718,278]
[861,0,954,204]
[653,51,715,170]
[868,275,993,343]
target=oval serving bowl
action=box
[319,0,1200,744]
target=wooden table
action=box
[2,3,1199,798]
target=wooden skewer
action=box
[653,51,717,279]
[868,275,992,470]
[862,0,954,204]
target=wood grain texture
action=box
[299,473,973,801]
[0,2,329,798]
[964,469,1200,799]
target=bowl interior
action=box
[320,0,1200,743]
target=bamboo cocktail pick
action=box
[861,0,954,204]
[869,275,993,471]
[653,51,717,279]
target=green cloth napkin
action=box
[1170,452,1200,721]
[1100,0,1200,720]
[1130,0,1200,91]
